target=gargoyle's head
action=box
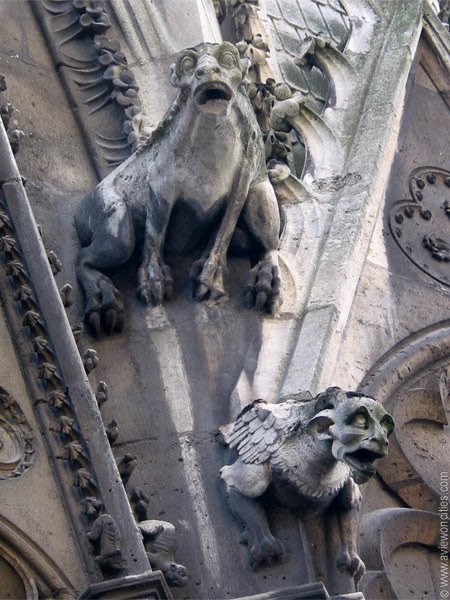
[170,42,248,115]
[306,387,394,484]
[164,561,190,587]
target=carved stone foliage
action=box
[0,387,35,480]
[0,122,128,578]
[0,75,24,155]
[31,0,151,176]
[389,167,450,286]
[219,387,394,587]
[75,42,281,334]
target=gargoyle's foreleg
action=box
[191,169,251,302]
[138,191,174,306]
[242,179,281,314]
[336,478,365,586]
[220,460,285,569]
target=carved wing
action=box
[222,400,301,464]
[265,0,350,110]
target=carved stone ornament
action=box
[389,167,450,286]
[219,387,394,584]
[87,513,126,573]
[138,520,190,588]
[264,0,350,111]
[0,387,35,480]
[75,41,281,335]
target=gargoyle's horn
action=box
[313,386,346,413]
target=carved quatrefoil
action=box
[389,167,450,286]
[0,387,35,480]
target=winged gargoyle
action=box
[219,386,394,583]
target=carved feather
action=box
[222,399,304,465]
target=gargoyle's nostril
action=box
[196,65,220,78]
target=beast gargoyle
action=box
[138,519,189,588]
[219,387,394,583]
[75,41,281,335]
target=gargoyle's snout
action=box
[195,61,221,79]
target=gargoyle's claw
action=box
[151,281,164,306]
[137,285,152,306]
[104,309,118,334]
[84,279,125,336]
[87,310,101,336]
[162,265,173,300]
[336,550,366,584]
[255,290,268,310]
[191,262,227,303]
[248,535,285,570]
[244,260,281,312]
[195,282,210,301]
[138,262,173,306]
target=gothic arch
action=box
[0,514,75,599]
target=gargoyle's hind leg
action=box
[75,196,135,335]
[220,459,285,569]
[242,179,281,314]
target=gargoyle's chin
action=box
[194,82,232,115]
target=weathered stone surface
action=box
[1,1,449,599]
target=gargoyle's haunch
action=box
[219,387,394,582]
[75,42,281,335]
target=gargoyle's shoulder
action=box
[219,399,304,465]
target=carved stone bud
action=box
[82,349,99,374]
[116,454,137,487]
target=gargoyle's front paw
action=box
[85,278,125,336]
[190,259,227,302]
[243,259,281,313]
[247,534,286,570]
[138,263,173,306]
[336,550,366,585]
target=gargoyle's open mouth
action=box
[344,448,385,484]
[194,82,232,114]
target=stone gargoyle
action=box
[138,519,189,587]
[219,387,394,583]
[75,41,281,335]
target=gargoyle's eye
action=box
[219,51,238,68]
[350,413,367,428]
[381,416,394,435]
[180,55,197,73]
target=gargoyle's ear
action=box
[170,63,179,88]
[306,410,335,441]
[240,56,250,79]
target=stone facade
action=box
[0,1,449,599]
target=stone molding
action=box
[0,94,155,587]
